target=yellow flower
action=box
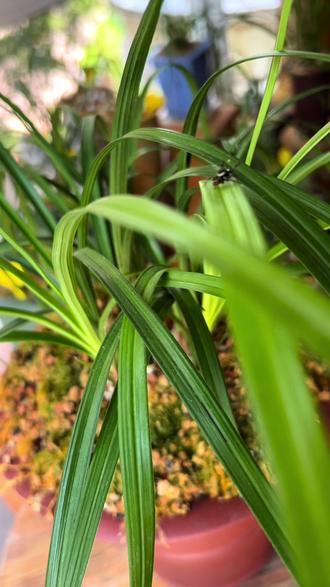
[0,262,26,299]
[277,147,292,167]
[144,93,165,117]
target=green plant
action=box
[162,14,197,53]
[0,1,330,586]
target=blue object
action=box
[152,40,212,120]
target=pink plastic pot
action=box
[98,497,273,587]
[0,342,14,375]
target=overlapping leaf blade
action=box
[227,288,330,586]
[109,0,163,269]
[76,246,293,572]
[118,319,155,587]
[172,288,234,421]
[79,128,330,291]
[46,318,122,587]
[80,195,330,357]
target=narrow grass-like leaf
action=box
[46,317,122,587]
[278,121,330,181]
[79,128,330,290]
[200,179,266,331]
[98,297,117,339]
[109,0,163,269]
[0,306,83,348]
[118,319,154,587]
[0,330,86,351]
[285,152,330,185]
[0,257,80,336]
[80,115,113,260]
[160,269,225,297]
[0,192,52,267]
[245,0,293,165]
[173,288,233,421]
[52,209,100,357]
[175,49,329,206]
[76,246,294,572]
[79,195,330,357]
[237,83,330,159]
[227,289,330,586]
[145,164,215,201]
[265,176,330,223]
[0,142,56,232]
[24,166,72,213]
[63,292,172,587]
[0,316,27,337]
[124,129,330,292]
[65,389,119,587]
[0,92,80,194]
[0,225,58,293]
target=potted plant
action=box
[152,13,212,120]
[0,339,273,586]
[0,1,329,587]
[1,340,328,585]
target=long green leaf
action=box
[237,83,330,159]
[63,294,172,587]
[126,129,330,292]
[76,246,294,572]
[200,179,266,331]
[80,115,113,261]
[118,319,154,587]
[0,192,53,267]
[0,141,56,232]
[227,289,330,586]
[160,269,224,298]
[0,257,80,336]
[175,49,329,206]
[278,121,330,181]
[286,152,330,186]
[79,128,330,291]
[46,317,122,587]
[52,209,100,357]
[65,389,119,587]
[245,0,293,165]
[0,92,80,194]
[265,176,330,224]
[0,306,83,348]
[172,288,233,421]
[24,166,72,213]
[78,195,330,358]
[0,225,58,292]
[109,0,163,269]
[0,330,86,351]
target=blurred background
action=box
[0,0,283,132]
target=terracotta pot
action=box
[98,497,272,587]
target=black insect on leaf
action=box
[212,168,234,186]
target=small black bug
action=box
[212,167,234,186]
